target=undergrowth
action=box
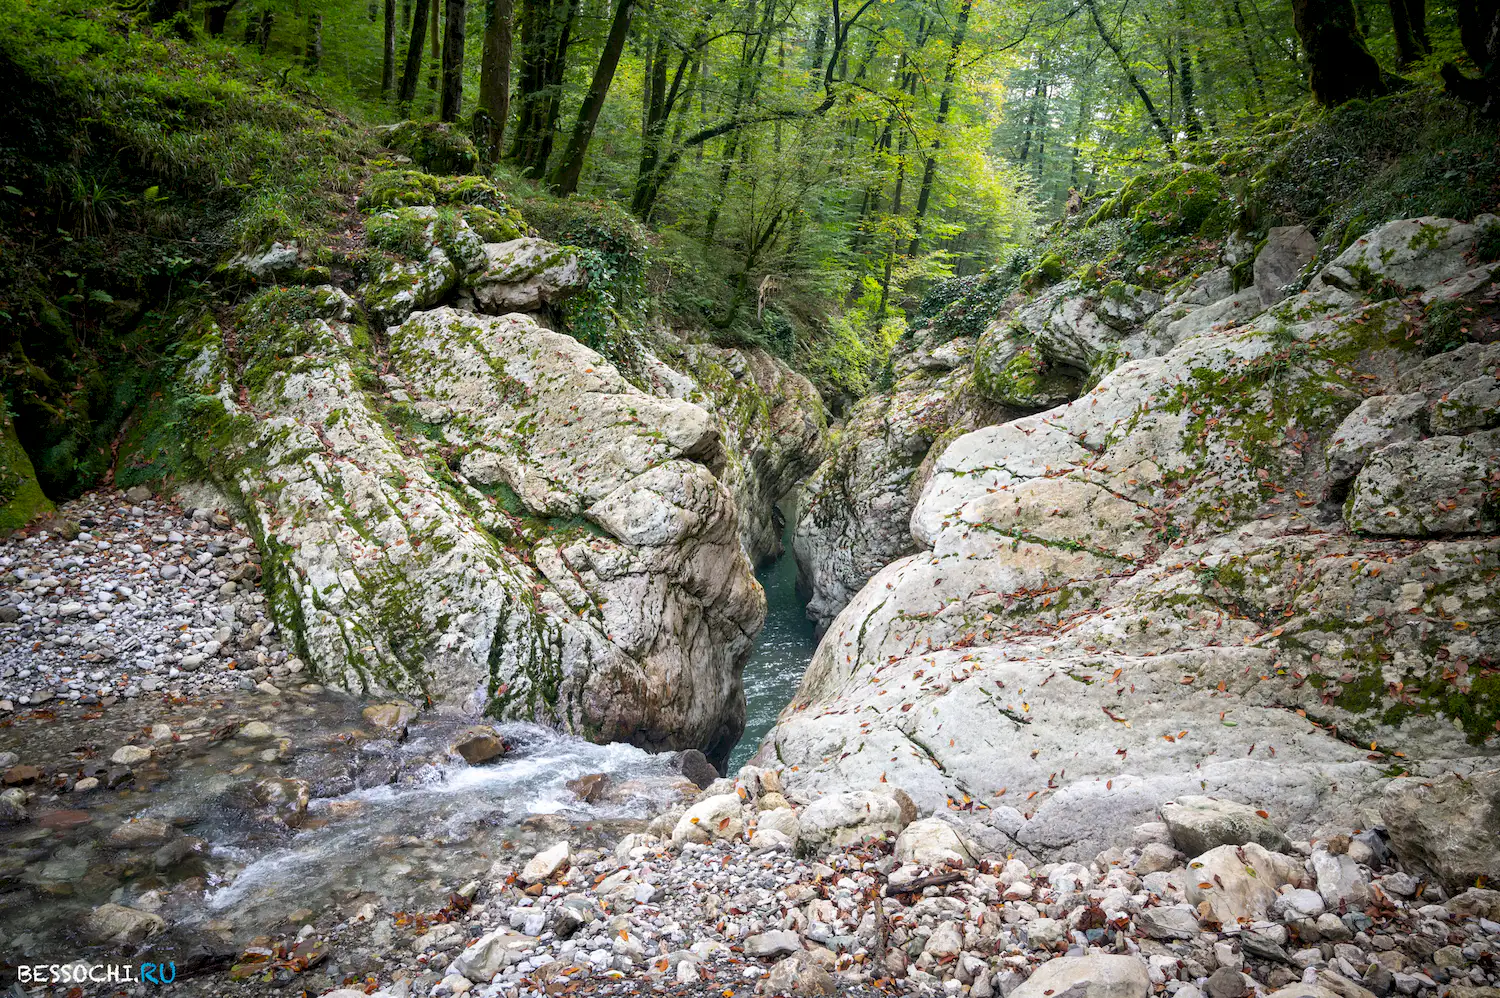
[0,0,365,498]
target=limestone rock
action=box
[1381,771,1500,890]
[362,701,414,732]
[755,807,801,844]
[1311,849,1368,908]
[1324,393,1428,486]
[792,359,991,630]
[1009,955,1151,998]
[1135,842,1185,876]
[1184,844,1302,926]
[744,929,801,959]
[671,749,719,790]
[1345,429,1500,535]
[1318,215,1499,293]
[1254,225,1317,305]
[184,299,761,766]
[108,818,175,848]
[383,120,480,175]
[797,791,907,851]
[974,324,1081,408]
[1161,796,1291,856]
[672,794,745,845]
[566,773,609,803]
[451,726,507,765]
[766,954,837,995]
[450,928,537,982]
[470,237,586,313]
[110,745,151,766]
[363,247,458,326]
[227,240,300,281]
[639,339,827,565]
[521,842,570,884]
[895,817,973,868]
[87,903,165,946]
[1012,279,1166,374]
[1430,376,1500,435]
[1137,904,1200,940]
[759,216,1500,863]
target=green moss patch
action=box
[0,410,53,531]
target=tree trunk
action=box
[1232,0,1268,111]
[440,0,467,120]
[382,0,397,93]
[906,0,972,259]
[1179,32,1202,138]
[510,0,580,178]
[1017,50,1045,163]
[1440,0,1499,115]
[1292,0,1386,105]
[1388,0,1428,64]
[1086,0,1175,154]
[305,11,323,71]
[703,0,769,242]
[398,0,431,105]
[478,0,513,161]
[549,0,635,193]
[204,0,236,35]
[428,0,442,91]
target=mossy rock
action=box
[972,328,1080,408]
[1019,253,1068,291]
[384,120,480,176]
[0,410,54,532]
[359,171,526,237]
[359,170,443,210]
[1130,169,1229,248]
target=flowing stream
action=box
[727,519,820,772]
[0,521,818,969]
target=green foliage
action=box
[1249,90,1500,241]
[512,185,651,317]
[911,259,1027,343]
[0,0,364,498]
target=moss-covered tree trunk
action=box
[204,0,237,35]
[1388,0,1430,65]
[0,411,52,534]
[1292,0,1386,105]
[428,0,442,92]
[305,10,323,72]
[1441,0,1500,116]
[439,0,466,121]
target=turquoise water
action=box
[727,522,820,772]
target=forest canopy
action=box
[1,0,1498,495]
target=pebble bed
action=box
[0,488,307,710]
[142,775,1500,998]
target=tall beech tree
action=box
[549,0,635,193]
[439,0,466,120]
